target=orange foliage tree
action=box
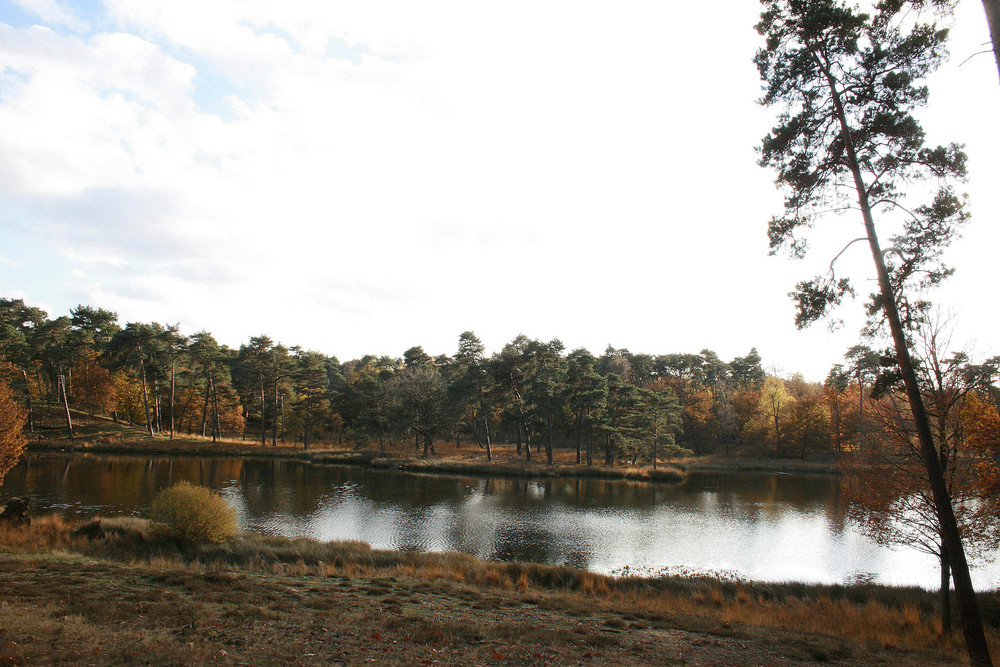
[964,392,1000,499]
[0,379,27,488]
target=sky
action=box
[0,0,997,379]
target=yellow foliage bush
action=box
[149,481,237,543]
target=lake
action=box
[5,452,999,590]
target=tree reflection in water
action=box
[7,453,998,590]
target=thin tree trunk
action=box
[858,374,865,453]
[545,410,554,464]
[820,55,992,666]
[153,378,161,434]
[260,374,266,447]
[652,424,658,470]
[201,379,210,437]
[483,404,493,462]
[941,541,952,636]
[21,369,33,433]
[272,378,278,447]
[169,359,176,440]
[524,421,532,462]
[139,356,154,437]
[586,424,593,466]
[210,375,221,443]
[575,412,583,464]
[59,368,73,437]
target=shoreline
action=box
[25,436,841,483]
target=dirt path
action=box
[0,555,962,666]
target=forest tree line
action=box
[1,298,1000,472]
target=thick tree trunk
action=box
[821,58,992,666]
[984,0,1000,85]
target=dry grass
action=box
[0,514,992,663]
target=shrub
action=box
[149,481,237,543]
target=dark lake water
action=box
[5,452,999,590]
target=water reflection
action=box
[5,453,1000,590]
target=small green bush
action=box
[149,481,237,543]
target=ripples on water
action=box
[6,452,1000,590]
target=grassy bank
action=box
[0,514,991,665]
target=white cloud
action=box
[0,1,995,376]
[11,0,85,30]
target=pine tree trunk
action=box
[153,378,161,434]
[575,412,582,464]
[59,368,73,437]
[821,58,992,666]
[272,378,278,447]
[21,369,33,433]
[169,359,176,440]
[483,406,492,462]
[211,375,222,443]
[545,410,554,464]
[941,541,952,636]
[652,424,658,470]
[201,379,210,437]
[259,374,266,447]
[139,356,154,437]
[586,425,593,466]
[984,0,1000,85]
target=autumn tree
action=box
[104,323,162,436]
[756,1,988,660]
[846,322,1000,634]
[68,305,120,416]
[825,365,849,451]
[0,379,26,488]
[0,299,47,431]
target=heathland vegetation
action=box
[0,512,995,665]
